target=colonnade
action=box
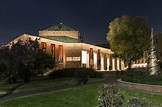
[81,50,125,71]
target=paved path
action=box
[0,72,118,103]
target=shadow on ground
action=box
[0,83,25,99]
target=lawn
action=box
[0,77,104,92]
[1,84,162,107]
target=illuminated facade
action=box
[9,23,125,71]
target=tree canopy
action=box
[107,16,151,69]
[0,38,55,83]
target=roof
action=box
[96,43,110,49]
[40,36,81,43]
[45,23,75,31]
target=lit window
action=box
[58,45,63,64]
[41,42,46,52]
[51,44,55,60]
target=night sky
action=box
[0,0,162,45]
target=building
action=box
[8,23,125,71]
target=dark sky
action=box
[0,0,162,45]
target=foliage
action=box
[121,71,147,83]
[107,16,150,70]
[98,85,154,107]
[127,97,152,107]
[143,75,162,85]
[48,68,104,79]
[34,50,55,75]
[121,71,162,85]
[98,84,124,107]
[159,61,162,72]
[0,38,55,83]
[0,45,16,83]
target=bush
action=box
[127,97,152,107]
[121,71,146,83]
[121,70,162,85]
[159,62,162,72]
[98,85,153,107]
[144,75,162,85]
[98,84,124,107]
[48,68,104,79]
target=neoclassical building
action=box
[9,23,126,71]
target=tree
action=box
[34,50,55,76]
[0,45,17,83]
[107,16,150,70]
[0,38,55,83]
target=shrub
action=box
[98,85,153,107]
[158,62,162,73]
[144,75,162,85]
[48,68,104,79]
[121,71,146,83]
[127,97,152,107]
[121,71,162,85]
[98,84,124,107]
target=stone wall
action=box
[117,79,162,93]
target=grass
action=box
[0,77,104,92]
[0,85,99,107]
[1,85,162,107]
[121,89,162,106]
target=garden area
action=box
[119,61,162,85]
[0,68,104,93]
[1,84,162,107]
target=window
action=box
[41,42,46,52]
[58,45,63,63]
[51,44,55,60]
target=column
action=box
[86,51,89,68]
[107,58,110,71]
[93,52,97,70]
[101,53,104,70]
[112,58,115,70]
[117,58,120,70]
[121,60,125,70]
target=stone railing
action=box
[117,79,162,93]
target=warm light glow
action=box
[107,58,110,70]
[66,57,80,61]
[131,63,147,68]
[93,52,97,69]
[82,50,87,64]
[112,59,115,70]
[101,53,104,70]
